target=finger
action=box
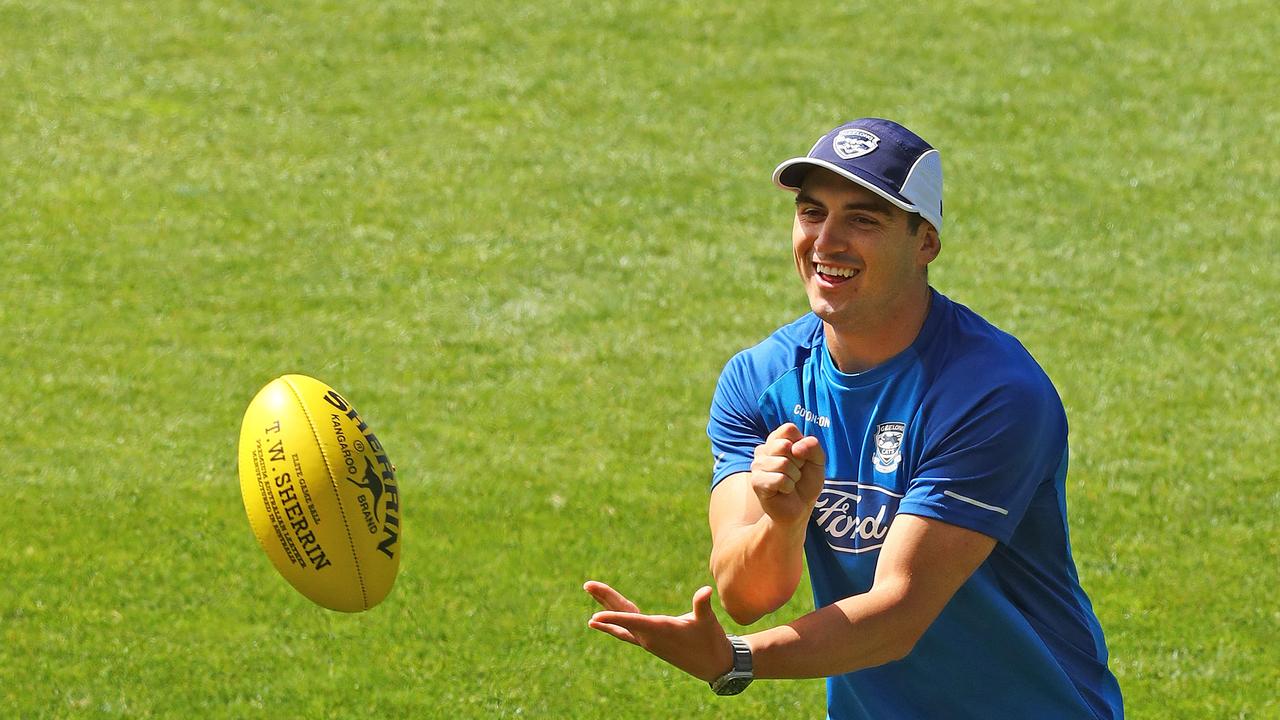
[753,471,797,496]
[767,423,803,443]
[587,616,640,645]
[756,435,794,460]
[753,437,790,460]
[751,454,802,482]
[589,611,671,643]
[583,581,641,613]
[754,425,801,460]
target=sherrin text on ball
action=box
[237,374,400,612]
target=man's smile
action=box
[815,262,859,286]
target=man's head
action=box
[773,118,943,233]
[773,119,942,330]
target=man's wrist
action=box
[709,634,754,695]
[760,510,811,543]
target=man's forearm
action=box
[740,515,997,679]
[743,583,916,679]
[709,514,808,625]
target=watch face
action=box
[715,675,751,695]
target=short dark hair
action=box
[907,213,923,234]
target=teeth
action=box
[816,263,856,278]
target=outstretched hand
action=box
[584,581,735,683]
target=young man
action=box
[585,118,1124,719]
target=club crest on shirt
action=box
[872,421,905,474]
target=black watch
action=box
[709,634,754,695]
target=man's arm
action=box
[745,513,995,676]
[708,474,805,624]
[708,424,825,625]
[585,512,995,682]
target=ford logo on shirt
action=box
[812,481,904,554]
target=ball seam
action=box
[281,375,369,610]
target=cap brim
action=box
[771,157,919,216]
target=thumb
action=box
[792,435,827,468]
[691,586,716,624]
[792,436,827,495]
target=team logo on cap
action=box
[872,421,905,474]
[833,128,880,159]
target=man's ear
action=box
[918,223,941,267]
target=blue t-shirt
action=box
[707,289,1123,720]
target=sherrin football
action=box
[237,374,400,612]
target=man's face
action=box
[791,167,938,330]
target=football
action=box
[237,374,401,612]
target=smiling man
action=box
[584,119,1123,719]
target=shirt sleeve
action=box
[897,375,1067,544]
[707,352,769,489]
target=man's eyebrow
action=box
[843,198,895,216]
[794,191,822,207]
[795,191,895,216]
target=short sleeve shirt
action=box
[707,289,1123,720]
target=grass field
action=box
[2,0,1277,717]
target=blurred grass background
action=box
[1,0,1276,717]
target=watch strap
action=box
[709,634,753,695]
[726,634,752,673]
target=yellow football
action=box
[237,374,401,612]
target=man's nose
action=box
[813,218,842,251]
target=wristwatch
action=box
[709,634,754,695]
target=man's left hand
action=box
[584,581,735,683]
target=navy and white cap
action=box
[772,118,943,233]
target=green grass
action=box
[1,0,1277,717]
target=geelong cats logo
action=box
[832,128,880,159]
[872,421,905,474]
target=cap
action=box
[772,118,943,233]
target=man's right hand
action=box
[750,423,826,526]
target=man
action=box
[584,118,1123,719]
